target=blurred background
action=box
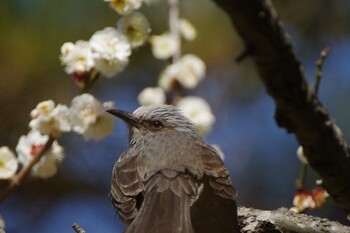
[1,0,350,232]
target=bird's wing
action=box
[110,151,144,225]
[125,172,197,233]
[190,145,239,233]
[201,145,236,199]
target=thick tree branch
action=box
[238,206,350,233]
[212,0,350,213]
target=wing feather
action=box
[110,150,144,224]
[190,145,239,233]
[201,145,237,198]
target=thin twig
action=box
[0,136,55,203]
[168,0,181,63]
[314,47,330,96]
[295,47,330,191]
[295,164,308,190]
[171,80,183,105]
[72,223,86,233]
[167,0,184,104]
[81,70,100,94]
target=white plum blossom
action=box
[176,54,205,87]
[70,94,115,140]
[150,33,178,60]
[179,18,197,41]
[158,63,179,91]
[16,131,64,179]
[29,100,71,137]
[60,40,94,75]
[103,101,115,109]
[105,0,142,15]
[297,146,308,164]
[0,146,18,179]
[117,11,151,48]
[137,87,166,106]
[159,54,206,91]
[176,96,215,135]
[89,27,131,78]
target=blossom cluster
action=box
[60,11,150,80]
[292,146,329,211]
[0,94,115,180]
[60,0,214,135]
[1,0,216,202]
[290,187,329,213]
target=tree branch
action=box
[72,223,86,233]
[168,0,181,62]
[0,136,55,203]
[238,206,350,233]
[212,0,350,213]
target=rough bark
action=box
[212,0,350,213]
[238,206,350,233]
[72,223,86,233]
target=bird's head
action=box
[107,105,198,145]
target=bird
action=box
[107,105,239,233]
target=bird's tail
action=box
[125,172,197,233]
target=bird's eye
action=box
[152,120,163,129]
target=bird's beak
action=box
[107,109,140,129]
